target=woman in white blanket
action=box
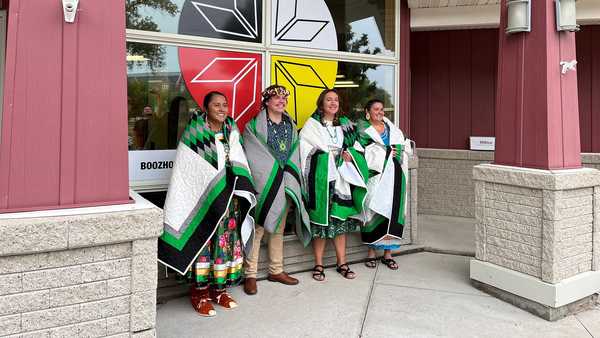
[300,89,369,281]
[158,91,256,317]
[358,99,413,270]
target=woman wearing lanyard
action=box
[300,89,369,281]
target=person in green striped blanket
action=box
[158,91,256,317]
[299,89,370,281]
[357,99,413,270]
[242,85,311,295]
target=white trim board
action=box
[411,5,500,31]
[411,2,600,31]
[471,259,600,308]
[0,190,157,220]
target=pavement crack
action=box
[358,263,379,338]
[575,315,595,338]
[375,282,492,298]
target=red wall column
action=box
[399,0,410,134]
[0,0,130,212]
[495,0,581,169]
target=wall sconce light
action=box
[62,0,79,23]
[506,0,531,34]
[556,0,579,32]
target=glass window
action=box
[127,42,263,150]
[127,42,263,188]
[270,55,395,128]
[126,0,263,43]
[127,42,198,151]
[271,0,395,56]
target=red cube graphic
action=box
[179,48,262,130]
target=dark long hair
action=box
[203,91,227,111]
[316,88,343,126]
[364,99,384,114]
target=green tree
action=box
[339,26,394,122]
[125,0,178,70]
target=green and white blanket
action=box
[243,110,311,246]
[299,112,369,226]
[357,117,413,245]
[158,113,256,275]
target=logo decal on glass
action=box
[179,48,262,130]
[271,56,337,128]
[179,0,262,43]
[271,0,337,50]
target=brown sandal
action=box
[210,288,238,309]
[190,287,216,317]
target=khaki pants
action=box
[244,206,289,278]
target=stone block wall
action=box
[479,183,543,278]
[417,149,493,217]
[474,165,600,285]
[418,149,600,218]
[542,188,595,283]
[0,198,162,338]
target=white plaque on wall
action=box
[470,137,495,151]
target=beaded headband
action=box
[261,86,290,100]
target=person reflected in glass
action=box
[159,91,256,317]
[167,96,191,148]
[133,105,153,150]
[357,99,413,270]
[300,89,367,281]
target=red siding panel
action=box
[411,26,595,154]
[559,31,582,167]
[74,1,128,204]
[495,0,581,169]
[1,0,62,209]
[592,26,600,153]
[428,31,451,148]
[0,0,129,212]
[449,30,471,149]
[471,29,497,137]
[577,27,592,152]
[410,32,430,147]
[399,0,410,134]
[410,29,498,149]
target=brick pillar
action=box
[471,0,600,321]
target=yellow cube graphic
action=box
[271,55,337,128]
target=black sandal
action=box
[364,257,377,269]
[336,263,356,279]
[381,258,398,270]
[312,265,325,281]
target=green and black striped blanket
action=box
[357,117,413,245]
[158,113,256,274]
[243,110,311,246]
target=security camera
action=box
[62,0,79,23]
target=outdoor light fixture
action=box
[62,0,79,23]
[556,0,579,32]
[506,0,531,34]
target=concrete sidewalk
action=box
[156,215,600,337]
[156,252,600,338]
